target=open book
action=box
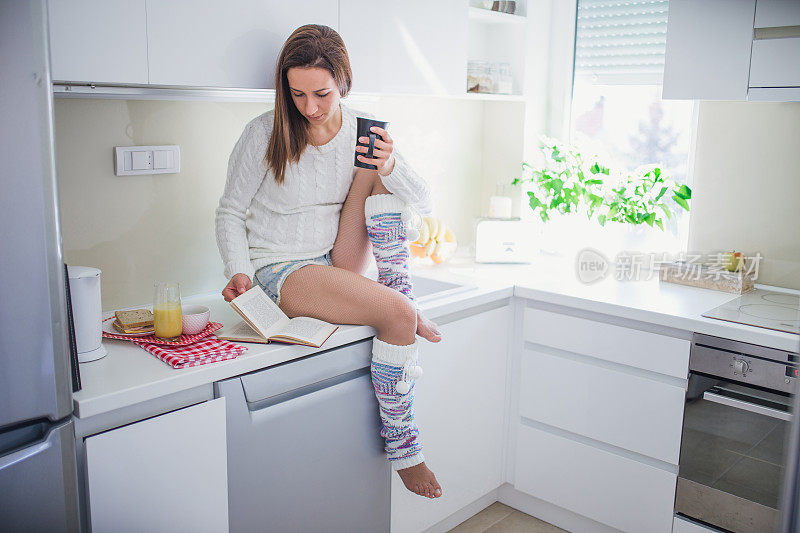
[216,286,338,347]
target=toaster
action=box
[475,219,536,263]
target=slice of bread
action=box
[113,319,154,334]
[115,309,154,329]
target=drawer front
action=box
[519,347,685,465]
[523,308,690,378]
[750,38,800,87]
[514,424,675,533]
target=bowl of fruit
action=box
[409,216,457,264]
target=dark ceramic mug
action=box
[354,117,390,170]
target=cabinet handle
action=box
[754,26,800,40]
[703,391,792,422]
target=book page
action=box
[231,286,289,338]
[216,320,267,343]
[273,317,337,345]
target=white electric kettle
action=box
[67,265,107,363]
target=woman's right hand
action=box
[222,273,252,302]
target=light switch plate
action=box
[115,145,180,175]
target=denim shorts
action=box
[253,252,332,306]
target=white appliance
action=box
[2,3,81,530]
[67,266,107,362]
[475,219,536,263]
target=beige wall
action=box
[688,101,800,290]
[54,96,515,310]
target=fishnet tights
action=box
[278,169,417,346]
[329,168,376,275]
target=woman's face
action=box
[286,66,341,126]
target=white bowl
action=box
[181,305,210,335]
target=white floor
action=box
[448,502,567,532]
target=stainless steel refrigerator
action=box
[0,0,81,530]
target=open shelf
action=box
[468,6,526,25]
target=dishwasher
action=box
[214,338,390,533]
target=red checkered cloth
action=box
[102,318,224,346]
[133,335,247,369]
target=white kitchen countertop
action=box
[420,258,800,352]
[73,256,799,419]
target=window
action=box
[550,0,694,258]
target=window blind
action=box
[574,0,669,84]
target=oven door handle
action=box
[703,392,792,422]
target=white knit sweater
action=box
[215,103,433,280]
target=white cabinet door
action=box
[663,0,756,100]
[755,0,800,27]
[750,38,800,88]
[391,304,511,533]
[85,398,228,533]
[339,0,468,95]
[515,424,676,533]
[47,0,148,84]
[519,346,686,465]
[145,0,338,88]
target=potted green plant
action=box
[512,137,692,256]
[514,137,691,228]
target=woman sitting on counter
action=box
[214,24,443,499]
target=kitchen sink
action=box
[364,269,475,301]
[410,275,475,301]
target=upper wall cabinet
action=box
[48,0,149,84]
[338,0,468,95]
[662,0,756,100]
[754,0,800,27]
[663,0,800,101]
[145,0,338,89]
[47,0,469,96]
[749,0,800,100]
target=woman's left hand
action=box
[356,126,395,176]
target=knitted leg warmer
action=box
[365,194,419,301]
[371,337,425,470]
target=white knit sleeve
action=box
[379,148,434,215]
[349,106,434,215]
[215,118,268,280]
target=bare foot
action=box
[397,462,443,498]
[416,311,442,343]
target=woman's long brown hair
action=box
[266,24,352,184]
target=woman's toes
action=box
[416,314,442,343]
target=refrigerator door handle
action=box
[0,440,52,471]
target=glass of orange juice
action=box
[153,282,182,340]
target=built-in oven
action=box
[675,333,797,532]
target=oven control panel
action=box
[691,333,797,394]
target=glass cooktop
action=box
[703,289,800,334]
